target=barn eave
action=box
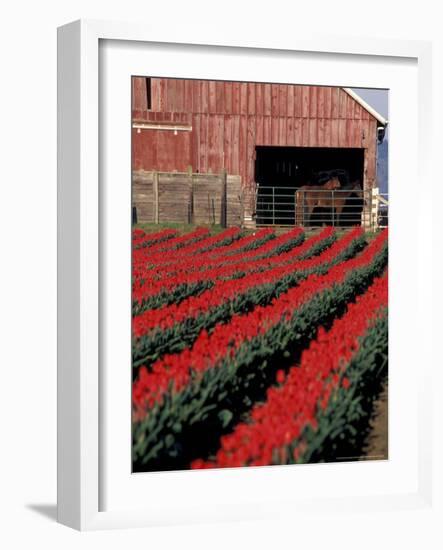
[343,88,388,127]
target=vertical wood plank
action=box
[132,77,147,111]
[208,81,217,113]
[331,87,339,118]
[240,83,248,115]
[247,116,256,186]
[132,77,140,111]
[263,115,271,143]
[317,117,325,146]
[271,115,279,144]
[294,86,302,117]
[223,115,232,172]
[323,86,332,118]
[224,81,233,114]
[232,115,240,175]
[216,81,224,113]
[247,83,256,115]
[279,84,288,117]
[167,79,176,111]
[201,80,209,113]
[263,83,272,116]
[309,119,317,146]
[159,78,166,112]
[199,114,208,172]
[317,87,325,119]
[361,104,370,120]
[232,82,241,114]
[301,86,310,118]
[174,125,191,171]
[208,115,215,171]
[309,86,317,118]
[346,94,355,119]
[175,79,184,112]
[287,116,294,145]
[338,89,347,119]
[345,119,353,147]
[156,130,169,169]
[361,118,370,147]
[136,129,158,170]
[131,129,141,170]
[338,118,347,147]
[192,80,201,113]
[192,114,200,171]
[239,115,247,185]
[184,80,193,112]
[255,83,263,115]
[287,85,295,117]
[216,114,224,171]
[271,84,279,116]
[350,120,359,147]
[301,118,309,146]
[279,117,287,145]
[324,118,331,147]
[150,78,160,111]
[331,118,339,147]
[294,117,302,146]
[256,115,264,145]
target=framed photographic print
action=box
[130,77,389,474]
[57,19,433,530]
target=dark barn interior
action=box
[255,146,364,226]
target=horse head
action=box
[323,177,341,190]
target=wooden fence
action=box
[132,170,244,226]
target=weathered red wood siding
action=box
[132,78,379,192]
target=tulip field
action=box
[132,225,388,472]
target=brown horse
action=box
[295,176,341,225]
[327,180,362,222]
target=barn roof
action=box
[343,88,388,126]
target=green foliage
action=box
[132,281,213,316]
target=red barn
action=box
[132,77,387,227]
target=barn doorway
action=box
[254,146,365,226]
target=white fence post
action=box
[371,186,379,230]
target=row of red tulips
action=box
[132,230,388,471]
[133,227,305,286]
[132,228,320,313]
[191,271,388,469]
[131,228,363,367]
[133,229,386,413]
[132,228,358,337]
[132,228,178,249]
[133,227,274,270]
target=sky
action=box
[351,87,389,132]
[351,88,389,120]
[352,87,389,193]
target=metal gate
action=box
[255,185,389,229]
[255,185,298,226]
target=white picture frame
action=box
[57,19,433,531]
